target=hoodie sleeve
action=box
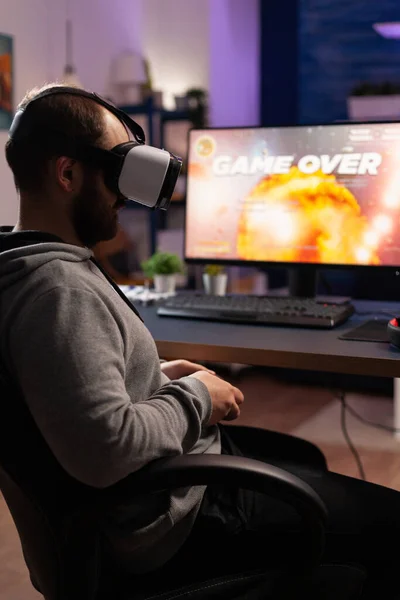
[9,286,212,489]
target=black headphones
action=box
[8,86,146,144]
[7,85,182,210]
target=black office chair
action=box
[0,362,366,599]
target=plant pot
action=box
[347,95,400,120]
[203,273,228,296]
[154,274,176,294]
[174,95,189,110]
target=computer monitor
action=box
[184,122,400,296]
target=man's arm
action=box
[9,287,212,489]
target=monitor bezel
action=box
[183,120,400,275]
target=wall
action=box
[0,0,143,224]
[299,0,400,124]
[47,0,144,95]
[209,0,260,127]
[0,0,52,223]
[143,0,260,122]
[259,0,299,126]
[0,0,261,224]
[143,0,210,110]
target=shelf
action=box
[119,100,191,123]
[161,109,191,122]
[170,196,186,206]
[118,100,153,115]
[122,197,185,210]
[117,98,191,255]
[122,203,151,211]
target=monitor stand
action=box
[287,268,352,305]
[288,268,318,298]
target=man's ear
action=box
[55,156,81,193]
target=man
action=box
[0,82,247,571]
[0,84,399,597]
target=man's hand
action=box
[160,359,216,381]
[189,371,244,425]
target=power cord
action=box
[335,390,400,481]
[342,393,400,433]
[337,390,366,481]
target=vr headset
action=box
[8,86,182,211]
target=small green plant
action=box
[141,252,184,278]
[204,264,225,276]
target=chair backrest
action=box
[0,360,368,600]
[0,361,103,600]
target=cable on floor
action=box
[335,390,366,481]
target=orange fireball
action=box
[237,167,380,265]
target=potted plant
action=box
[174,87,208,125]
[186,87,208,128]
[347,81,400,120]
[203,264,228,296]
[141,251,184,294]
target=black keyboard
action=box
[157,294,354,329]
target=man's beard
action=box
[71,171,119,248]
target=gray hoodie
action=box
[0,227,220,573]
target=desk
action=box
[136,299,400,436]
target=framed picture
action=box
[0,33,13,129]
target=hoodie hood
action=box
[0,226,93,293]
[0,225,143,321]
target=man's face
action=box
[70,109,130,248]
[70,168,125,248]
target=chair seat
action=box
[307,564,366,599]
[100,563,366,600]
[119,568,280,600]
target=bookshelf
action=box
[118,97,190,255]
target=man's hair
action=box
[5,82,106,193]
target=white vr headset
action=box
[8,86,182,211]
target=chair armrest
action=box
[96,453,327,565]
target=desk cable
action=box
[336,391,366,481]
[334,390,400,482]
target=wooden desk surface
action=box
[136,300,400,379]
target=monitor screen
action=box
[184,123,400,268]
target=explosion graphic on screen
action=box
[237,167,381,265]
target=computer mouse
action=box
[387,318,400,348]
